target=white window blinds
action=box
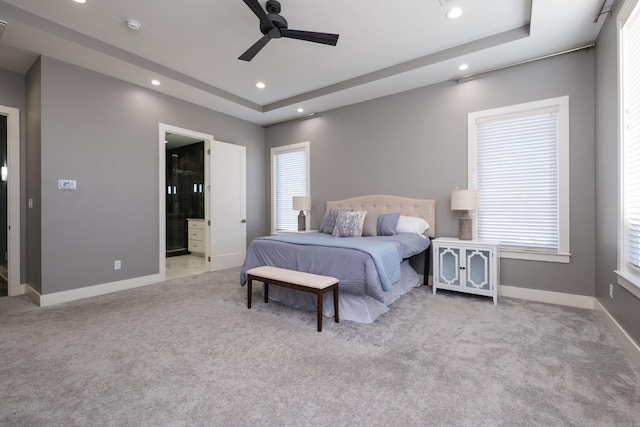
[272,144,309,231]
[475,109,560,251]
[623,4,640,270]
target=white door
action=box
[209,141,246,271]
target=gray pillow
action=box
[362,212,378,236]
[377,212,401,236]
[332,211,367,237]
[319,208,351,234]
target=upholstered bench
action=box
[246,266,339,332]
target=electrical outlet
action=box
[609,283,614,299]
[114,260,121,270]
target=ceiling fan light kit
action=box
[239,0,339,62]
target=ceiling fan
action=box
[238,0,340,62]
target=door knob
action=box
[241,219,247,223]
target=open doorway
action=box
[0,105,20,297]
[0,115,7,296]
[158,123,246,280]
[164,131,207,280]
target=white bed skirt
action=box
[264,261,421,323]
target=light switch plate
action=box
[58,179,77,190]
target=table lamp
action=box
[292,196,311,231]
[451,189,478,240]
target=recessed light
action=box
[256,82,266,89]
[73,0,87,3]
[126,19,141,31]
[151,79,160,86]
[297,108,304,113]
[446,7,463,19]
[458,63,469,71]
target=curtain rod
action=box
[455,43,595,84]
[594,0,608,23]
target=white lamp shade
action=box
[292,196,311,211]
[451,189,478,211]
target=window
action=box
[617,0,640,297]
[468,97,570,263]
[271,142,310,232]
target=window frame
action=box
[270,141,310,234]
[616,0,640,299]
[468,96,571,263]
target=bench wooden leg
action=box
[317,291,323,332]
[246,273,339,332]
[333,284,339,323]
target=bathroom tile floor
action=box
[166,254,206,280]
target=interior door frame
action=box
[1,105,22,296]
[158,123,213,280]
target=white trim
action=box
[619,0,640,28]
[617,0,640,296]
[468,96,570,262]
[594,298,640,370]
[270,141,310,234]
[158,123,214,279]
[418,274,433,286]
[615,269,640,299]
[500,249,571,263]
[500,284,594,309]
[26,274,162,307]
[1,105,22,296]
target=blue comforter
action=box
[240,232,429,303]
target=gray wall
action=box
[25,59,42,293]
[0,67,27,284]
[266,49,596,296]
[30,56,265,295]
[595,1,640,344]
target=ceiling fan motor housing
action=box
[260,0,287,37]
[261,14,287,36]
[265,0,282,14]
[239,0,339,61]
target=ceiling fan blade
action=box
[242,0,276,33]
[281,29,339,46]
[238,34,272,61]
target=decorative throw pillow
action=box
[332,210,367,237]
[318,212,330,233]
[396,215,430,235]
[377,212,401,236]
[319,208,352,234]
[362,212,379,237]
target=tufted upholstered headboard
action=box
[326,195,436,238]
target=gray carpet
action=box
[1,268,639,426]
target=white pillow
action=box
[396,215,430,235]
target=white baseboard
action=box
[418,274,433,286]
[594,298,640,370]
[500,285,595,309]
[24,285,41,306]
[26,274,162,307]
[501,285,640,370]
[11,283,26,296]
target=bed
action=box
[240,195,436,323]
